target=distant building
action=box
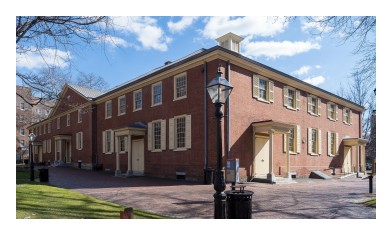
[28,33,367,182]
[16,85,52,161]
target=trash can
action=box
[204,167,214,185]
[39,168,49,182]
[78,160,82,169]
[226,190,254,219]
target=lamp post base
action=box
[214,192,227,219]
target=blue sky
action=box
[16,16,365,96]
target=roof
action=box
[68,84,105,100]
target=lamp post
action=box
[206,64,233,219]
[28,132,36,181]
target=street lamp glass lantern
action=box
[28,132,36,142]
[207,67,233,104]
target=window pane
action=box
[176,117,186,148]
[135,91,142,110]
[288,89,294,108]
[153,122,161,150]
[153,84,162,104]
[311,129,317,153]
[288,128,294,152]
[258,79,266,100]
[176,76,186,98]
[119,98,126,114]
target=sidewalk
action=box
[47,167,376,219]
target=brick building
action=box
[28,33,367,183]
[16,85,52,161]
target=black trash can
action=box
[78,160,82,169]
[226,190,254,219]
[39,168,49,182]
[204,167,214,185]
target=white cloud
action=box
[110,16,171,51]
[16,47,70,70]
[303,75,326,86]
[315,65,321,69]
[242,40,321,59]
[168,16,199,33]
[301,17,332,33]
[292,65,311,76]
[98,35,129,48]
[201,16,288,39]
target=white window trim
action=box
[151,82,163,107]
[105,100,112,119]
[20,128,25,136]
[327,131,339,157]
[20,102,25,110]
[283,86,300,111]
[308,127,322,156]
[169,114,191,151]
[78,109,82,123]
[342,107,353,125]
[76,132,83,150]
[103,129,114,154]
[119,135,127,153]
[133,89,142,112]
[66,113,70,126]
[252,74,274,104]
[118,95,126,116]
[148,119,166,152]
[283,125,301,154]
[307,94,321,117]
[327,102,338,122]
[173,72,187,101]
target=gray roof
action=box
[68,84,105,100]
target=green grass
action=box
[361,198,376,208]
[16,170,172,219]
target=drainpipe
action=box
[204,62,209,171]
[226,61,231,160]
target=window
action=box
[252,74,274,103]
[119,136,127,153]
[43,124,46,134]
[308,128,322,155]
[105,100,112,119]
[328,132,339,156]
[37,109,42,114]
[48,122,51,133]
[118,96,126,115]
[169,115,191,150]
[103,130,114,154]
[20,102,25,110]
[76,132,83,150]
[20,128,25,136]
[283,125,301,153]
[283,86,300,110]
[19,115,25,123]
[343,107,353,125]
[174,73,187,100]
[307,95,321,116]
[67,114,70,126]
[47,139,51,153]
[20,140,25,147]
[152,82,162,106]
[327,102,338,121]
[43,140,46,154]
[148,120,166,151]
[78,109,82,123]
[57,117,60,129]
[133,90,142,111]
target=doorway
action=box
[254,135,270,177]
[132,139,144,175]
[343,146,352,173]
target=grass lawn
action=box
[361,198,376,208]
[16,170,171,219]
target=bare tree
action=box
[16,16,111,106]
[76,72,109,91]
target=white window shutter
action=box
[48,139,51,153]
[296,125,301,153]
[169,118,174,150]
[318,129,322,155]
[161,119,166,150]
[147,122,152,151]
[252,75,259,99]
[102,131,106,153]
[43,140,46,153]
[269,80,274,102]
[81,132,83,150]
[283,86,288,107]
[335,106,339,121]
[283,134,287,153]
[343,108,347,124]
[327,103,331,119]
[296,90,301,110]
[308,128,312,154]
[307,96,311,113]
[318,98,321,116]
[185,115,192,149]
[335,132,339,155]
[110,130,114,154]
[327,131,331,156]
[76,133,79,150]
[349,110,353,125]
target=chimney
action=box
[216,32,244,54]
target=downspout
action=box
[204,62,209,172]
[226,61,231,160]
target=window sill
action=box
[308,112,319,117]
[133,108,142,112]
[105,116,112,119]
[173,148,188,152]
[151,103,162,107]
[151,149,162,153]
[119,151,127,154]
[285,106,298,111]
[327,118,338,122]
[173,96,187,102]
[118,113,126,116]
[255,98,270,104]
[309,153,319,156]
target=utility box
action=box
[226,158,239,183]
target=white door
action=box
[343,146,352,173]
[65,141,71,163]
[254,136,269,177]
[38,146,43,162]
[132,139,144,175]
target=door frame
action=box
[132,139,144,175]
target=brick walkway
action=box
[46,167,376,219]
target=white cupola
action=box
[216,32,244,54]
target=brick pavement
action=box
[46,167,376,219]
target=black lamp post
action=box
[28,132,36,181]
[206,64,233,219]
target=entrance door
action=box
[65,140,71,163]
[38,146,43,163]
[343,146,352,173]
[254,136,270,177]
[132,139,144,175]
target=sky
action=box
[16,16,366,96]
